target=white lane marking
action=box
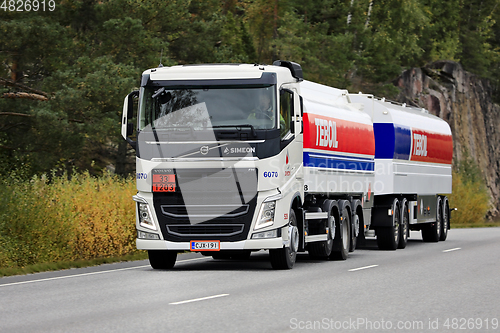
[348,265,378,272]
[0,256,210,288]
[170,294,229,305]
[443,247,461,253]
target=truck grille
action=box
[166,224,244,237]
[153,167,258,242]
[161,205,249,218]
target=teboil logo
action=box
[315,117,338,148]
[413,133,428,157]
[224,147,256,154]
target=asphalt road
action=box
[1,228,499,333]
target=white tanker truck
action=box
[121,61,453,269]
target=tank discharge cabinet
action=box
[122,61,452,270]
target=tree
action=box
[458,0,500,78]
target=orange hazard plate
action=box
[152,173,176,192]
[190,240,220,251]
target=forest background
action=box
[0,0,498,271]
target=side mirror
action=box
[122,90,139,149]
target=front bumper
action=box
[137,237,284,251]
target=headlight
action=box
[138,202,157,231]
[254,200,275,230]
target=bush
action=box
[0,172,136,269]
[448,156,491,226]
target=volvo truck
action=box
[121,61,452,269]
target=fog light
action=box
[137,230,160,240]
[252,229,278,239]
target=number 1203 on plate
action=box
[190,240,220,251]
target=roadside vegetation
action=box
[0,171,142,275]
[449,155,492,228]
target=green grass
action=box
[0,171,137,270]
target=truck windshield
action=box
[139,85,277,131]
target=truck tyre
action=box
[270,209,298,269]
[330,206,350,260]
[148,250,177,269]
[377,199,400,250]
[398,199,409,249]
[308,200,334,259]
[422,197,442,242]
[440,197,449,241]
[349,213,359,252]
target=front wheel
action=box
[148,250,177,269]
[270,209,299,269]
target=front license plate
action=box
[190,240,220,251]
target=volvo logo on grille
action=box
[200,146,209,155]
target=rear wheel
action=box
[270,209,299,269]
[148,250,177,269]
[440,197,449,241]
[398,199,409,249]
[349,213,359,252]
[422,197,442,242]
[330,206,350,260]
[377,199,400,250]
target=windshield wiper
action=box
[212,124,257,137]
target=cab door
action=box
[279,85,303,191]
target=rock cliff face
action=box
[394,61,500,218]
